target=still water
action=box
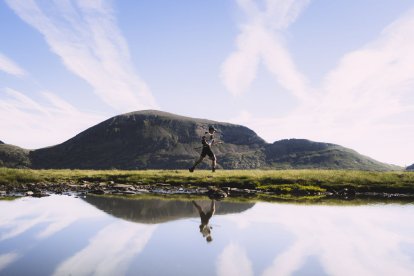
[0,195,413,276]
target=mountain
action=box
[407,164,414,171]
[1,110,402,171]
[0,143,31,168]
[0,140,4,144]
[30,110,266,169]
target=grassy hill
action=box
[0,110,403,170]
[0,144,31,168]
[265,139,400,171]
[30,110,266,169]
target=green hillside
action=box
[0,144,31,168]
[265,139,400,171]
[30,110,266,169]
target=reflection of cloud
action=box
[0,196,104,242]
[223,204,414,275]
[53,222,156,276]
[6,0,158,111]
[0,53,25,77]
[0,252,19,272]
[0,88,104,148]
[216,243,253,276]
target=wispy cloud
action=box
[5,0,158,112]
[227,2,414,165]
[216,243,253,276]
[53,222,156,276]
[0,253,20,272]
[221,0,311,100]
[0,195,155,274]
[0,53,25,77]
[0,88,104,148]
[0,196,104,242]
[223,203,414,275]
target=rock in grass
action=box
[207,186,228,200]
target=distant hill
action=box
[0,143,31,168]
[0,110,402,171]
[0,140,4,144]
[265,139,400,171]
[407,164,414,171]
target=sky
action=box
[0,0,413,166]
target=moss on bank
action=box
[1,168,413,194]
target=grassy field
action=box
[1,168,413,194]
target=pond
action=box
[0,195,413,276]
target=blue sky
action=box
[1,0,413,166]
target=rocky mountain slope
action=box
[1,110,402,171]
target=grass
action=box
[1,168,413,194]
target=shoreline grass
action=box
[1,168,413,194]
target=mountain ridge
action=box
[1,110,402,171]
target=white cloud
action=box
[0,88,104,148]
[0,195,155,275]
[216,243,254,276]
[5,0,158,112]
[221,0,310,100]
[0,53,25,77]
[53,222,156,276]
[223,203,414,276]
[227,2,414,166]
[0,195,104,242]
[0,253,20,272]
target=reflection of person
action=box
[192,200,215,242]
[189,126,217,172]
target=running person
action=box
[189,126,217,172]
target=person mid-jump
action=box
[189,126,217,172]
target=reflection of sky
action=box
[216,203,414,276]
[0,196,157,275]
[1,197,414,275]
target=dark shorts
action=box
[201,146,216,160]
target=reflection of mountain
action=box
[83,195,255,224]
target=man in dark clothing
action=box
[189,126,217,172]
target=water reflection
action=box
[216,204,414,276]
[0,196,413,275]
[193,200,216,242]
[83,195,254,223]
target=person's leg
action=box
[210,200,215,215]
[189,155,204,172]
[192,201,203,213]
[206,149,216,172]
[206,200,216,221]
[211,155,216,172]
